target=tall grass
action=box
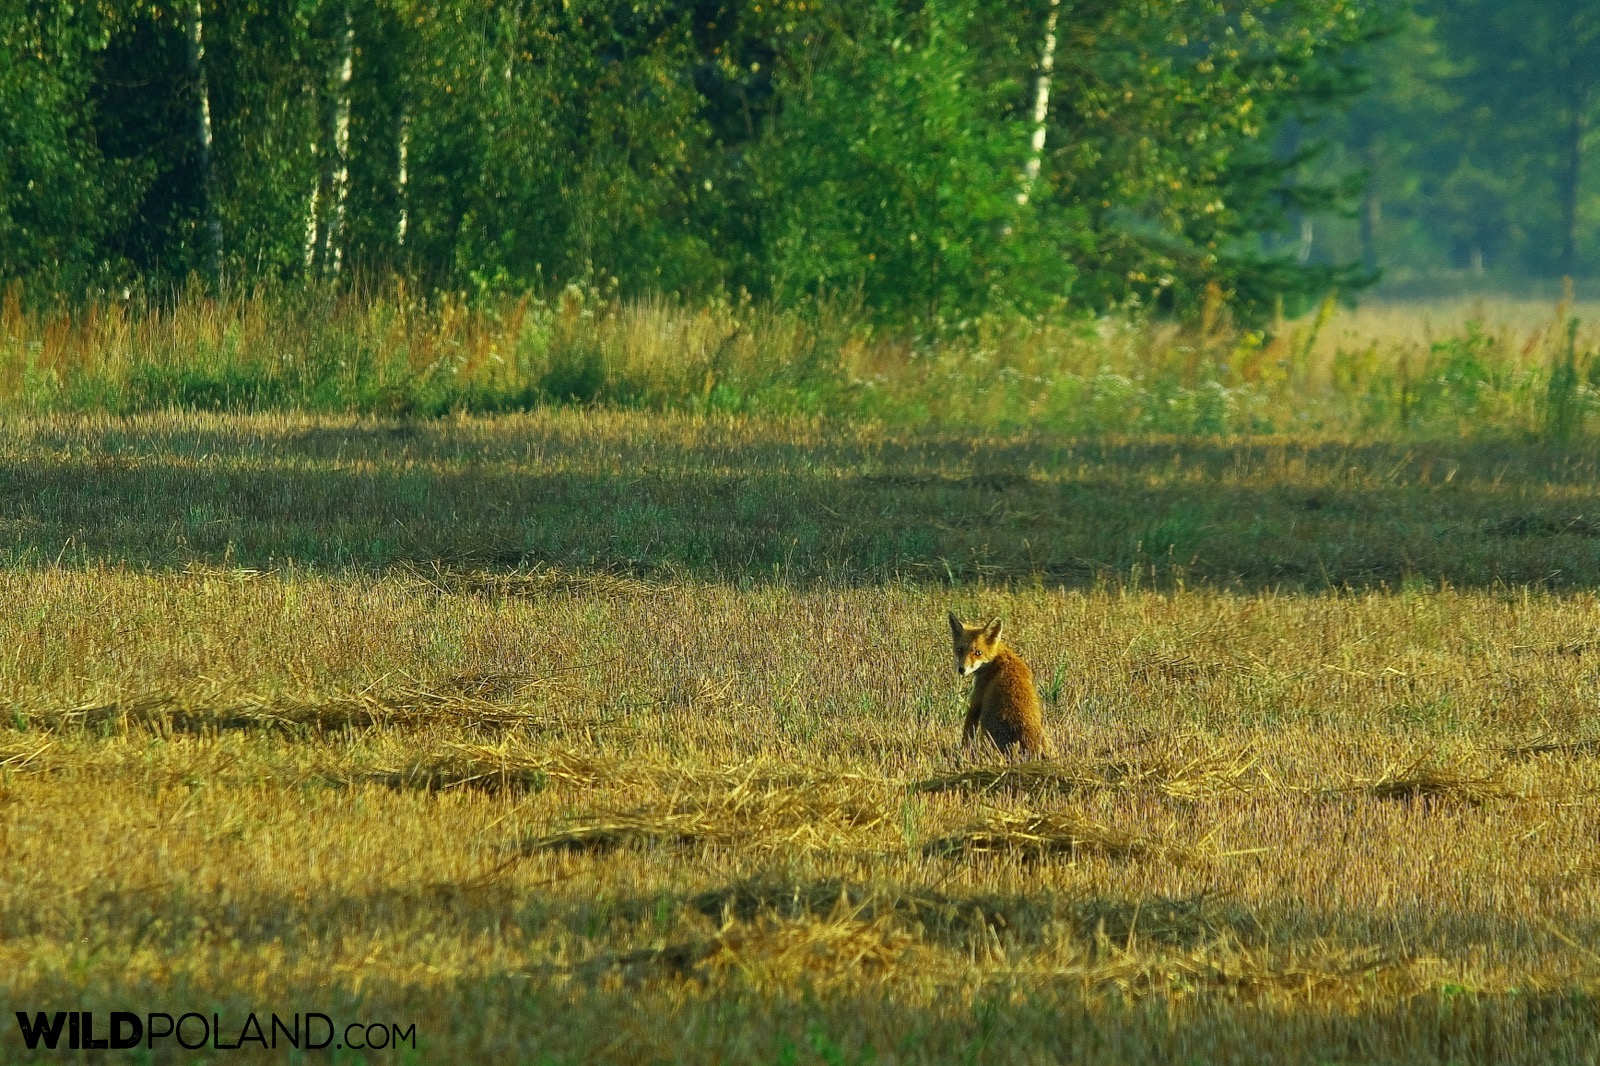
[5,281,1598,436]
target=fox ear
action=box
[948,611,964,635]
[985,617,1003,641]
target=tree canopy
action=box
[18,0,1587,321]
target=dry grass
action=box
[21,687,552,736]
[5,407,1600,1062]
[914,742,1259,801]
[924,809,1193,863]
[6,286,1600,438]
[1325,757,1516,806]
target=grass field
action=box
[3,400,1600,1063]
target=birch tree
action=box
[307,3,355,277]
[184,0,223,280]
[1017,0,1059,206]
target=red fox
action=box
[948,612,1050,758]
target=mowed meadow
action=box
[5,298,1600,1062]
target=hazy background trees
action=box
[0,0,1591,321]
[1312,0,1600,289]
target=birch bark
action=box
[307,6,355,277]
[1017,0,1060,206]
[396,107,409,248]
[184,0,224,278]
[322,7,355,275]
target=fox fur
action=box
[948,612,1050,758]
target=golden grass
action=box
[4,408,1600,1061]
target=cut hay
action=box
[690,878,1056,953]
[26,688,551,736]
[1067,892,1265,950]
[703,908,917,987]
[912,762,1104,797]
[1014,940,1400,1002]
[566,904,915,990]
[524,811,717,854]
[1499,734,1600,760]
[0,739,52,773]
[348,743,892,810]
[362,743,633,795]
[517,780,891,857]
[925,809,1192,863]
[432,670,581,701]
[914,746,1257,801]
[1322,758,1512,805]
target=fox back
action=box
[948,612,1050,757]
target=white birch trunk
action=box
[396,107,409,248]
[323,7,355,275]
[304,121,320,271]
[185,0,224,278]
[1017,0,1060,206]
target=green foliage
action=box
[1040,0,1385,320]
[0,0,123,291]
[0,0,1390,322]
[1318,0,1600,281]
[753,0,1074,325]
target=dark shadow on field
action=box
[6,419,1600,589]
[4,880,1599,1063]
[10,876,1596,972]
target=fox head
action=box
[948,612,1004,677]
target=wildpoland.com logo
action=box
[14,1011,417,1052]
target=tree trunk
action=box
[319,6,355,276]
[184,0,223,280]
[306,7,355,277]
[1297,217,1314,264]
[396,107,410,249]
[1017,0,1060,206]
[304,122,320,271]
[1360,139,1381,273]
[1558,85,1589,280]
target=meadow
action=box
[3,295,1600,1063]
